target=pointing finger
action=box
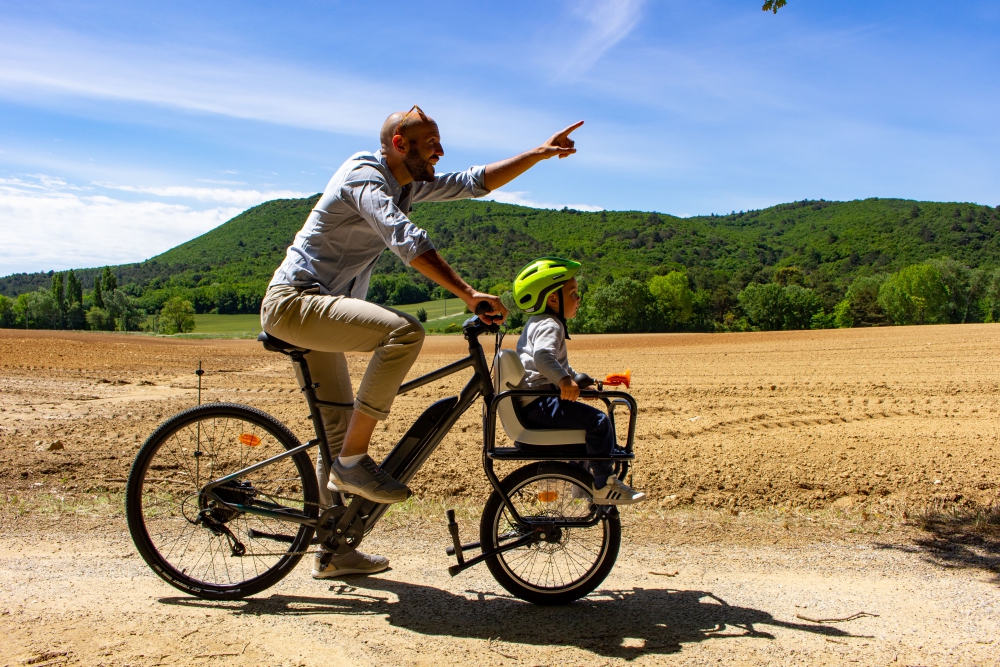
[557,120,585,138]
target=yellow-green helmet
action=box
[513,256,581,313]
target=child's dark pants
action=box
[520,396,615,487]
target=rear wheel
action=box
[126,403,319,599]
[480,461,620,605]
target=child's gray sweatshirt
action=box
[516,313,576,391]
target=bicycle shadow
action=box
[161,580,856,659]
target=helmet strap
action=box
[548,287,571,340]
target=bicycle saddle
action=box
[257,331,309,354]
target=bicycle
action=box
[125,305,638,605]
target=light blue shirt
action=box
[270,150,489,298]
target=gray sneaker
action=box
[312,549,389,578]
[329,455,411,503]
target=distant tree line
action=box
[519,257,1000,335]
[4,198,1000,335]
[0,268,195,334]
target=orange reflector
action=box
[605,369,631,389]
[239,433,262,447]
[537,491,559,503]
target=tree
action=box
[64,270,86,329]
[840,275,888,327]
[0,295,15,328]
[500,291,526,329]
[773,266,804,287]
[738,283,821,330]
[576,278,653,333]
[648,271,694,329]
[108,289,146,331]
[980,269,1000,322]
[762,0,787,13]
[66,270,83,305]
[877,264,950,325]
[416,307,428,323]
[102,266,118,293]
[926,258,987,323]
[161,297,196,334]
[86,307,111,331]
[15,289,59,329]
[738,283,786,330]
[93,275,104,309]
[51,273,65,328]
[783,284,823,329]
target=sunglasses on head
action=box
[394,105,427,137]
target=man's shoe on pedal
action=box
[329,454,410,503]
[312,550,389,578]
[592,477,646,505]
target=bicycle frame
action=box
[201,316,637,560]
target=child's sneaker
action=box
[592,477,646,505]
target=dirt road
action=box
[2,513,999,667]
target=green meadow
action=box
[181,298,469,337]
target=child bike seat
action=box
[493,350,587,446]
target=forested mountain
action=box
[2,196,999,322]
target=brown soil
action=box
[3,324,1000,511]
[2,325,1000,665]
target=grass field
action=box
[392,297,465,320]
[192,313,261,334]
[184,298,469,336]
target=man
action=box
[261,106,582,577]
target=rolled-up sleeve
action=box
[412,165,490,203]
[349,179,435,266]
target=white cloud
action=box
[562,0,646,76]
[484,189,603,212]
[0,24,550,152]
[94,183,309,206]
[0,175,243,274]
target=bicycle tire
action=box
[126,403,319,600]
[480,461,621,605]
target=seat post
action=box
[290,351,334,471]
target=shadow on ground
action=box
[878,505,1000,585]
[162,582,856,659]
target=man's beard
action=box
[403,145,435,182]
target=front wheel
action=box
[126,403,319,599]
[480,461,621,605]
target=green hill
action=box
[3,197,999,319]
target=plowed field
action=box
[2,324,999,511]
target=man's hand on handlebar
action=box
[558,375,580,402]
[469,293,507,326]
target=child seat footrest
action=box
[489,444,635,461]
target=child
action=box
[512,257,646,505]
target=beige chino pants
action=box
[261,284,425,506]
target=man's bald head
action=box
[380,107,436,150]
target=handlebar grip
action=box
[474,301,492,316]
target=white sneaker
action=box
[312,550,389,578]
[592,477,646,505]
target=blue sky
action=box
[1,0,998,275]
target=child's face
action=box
[546,278,580,319]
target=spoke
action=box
[497,474,608,591]
[136,412,308,589]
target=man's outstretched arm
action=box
[410,250,507,324]
[482,121,584,192]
